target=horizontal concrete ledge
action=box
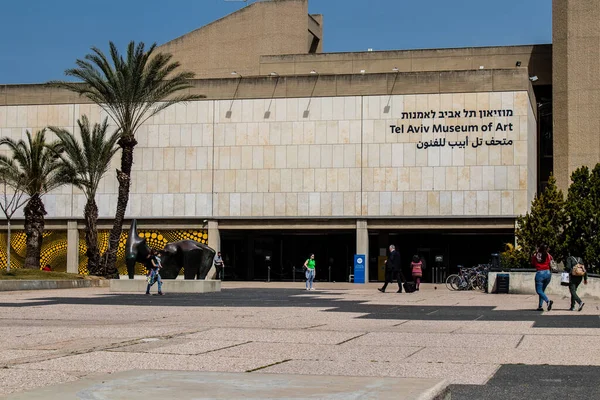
[488,271,600,300]
[0,279,109,292]
[110,279,221,293]
[5,370,450,400]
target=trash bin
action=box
[495,273,510,294]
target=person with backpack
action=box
[531,244,553,311]
[565,255,587,311]
[411,255,423,291]
[303,254,316,291]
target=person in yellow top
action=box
[304,254,316,291]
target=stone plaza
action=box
[1,283,599,399]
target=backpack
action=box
[571,257,586,277]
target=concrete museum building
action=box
[0,0,593,282]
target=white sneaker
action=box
[310,288,315,291]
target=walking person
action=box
[379,245,404,293]
[411,255,423,291]
[304,254,316,291]
[565,255,587,311]
[214,251,224,280]
[145,249,164,296]
[531,244,553,311]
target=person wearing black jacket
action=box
[378,245,405,293]
[565,255,588,311]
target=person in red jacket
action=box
[531,244,554,311]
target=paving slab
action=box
[0,369,84,397]
[189,327,364,344]
[3,370,450,400]
[109,339,247,355]
[350,332,523,348]
[14,351,283,374]
[208,341,423,362]
[261,359,500,385]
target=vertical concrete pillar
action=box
[66,221,79,274]
[206,221,220,280]
[356,220,369,282]
[553,0,600,192]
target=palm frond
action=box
[0,129,70,198]
[49,41,204,138]
[49,116,119,200]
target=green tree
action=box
[0,130,71,269]
[50,41,203,276]
[564,164,600,271]
[50,116,120,276]
[515,174,566,265]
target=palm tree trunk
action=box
[84,198,100,275]
[103,134,137,277]
[23,194,46,269]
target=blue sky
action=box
[0,0,551,84]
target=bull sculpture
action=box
[124,220,216,280]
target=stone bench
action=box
[6,370,450,400]
[0,279,109,292]
[488,271,600,299]
[110,279,221,293]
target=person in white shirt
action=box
[214,252,224,280]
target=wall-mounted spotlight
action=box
[392,67,399,72]
[310,69,318,75]
[515,61,522,67]
[269,72,279,76]
[227,72,243,118]
[360,69,366,74]
[479,66,484,70]
[529,76,539,82]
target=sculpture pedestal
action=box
[110,279,221,293]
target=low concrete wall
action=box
[0,279,109,292]
[488,272,600,299]
[110,279,221,293]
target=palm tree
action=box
[0,130,71,269]
[50,116,120,276]
[50,41,203,276]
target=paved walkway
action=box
[0,282,598,398]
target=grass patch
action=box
[0,269,89,280]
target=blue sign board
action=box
[354,254,366,284]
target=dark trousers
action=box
[569,276,583,308]
[381,270,404,292]
[215,265,223,280]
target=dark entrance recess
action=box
[368,230,514,283]
[220,230,355,282]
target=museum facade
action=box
[0,0,593,282]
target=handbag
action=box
[561,271,570,286]
[550,259,559,273]
[571,257,586,277]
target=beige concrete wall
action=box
[259,45,552,85]
[553,0,600,191]
[0,69,530,106]
[0,90,536,220]
[157,0,320,79]
[359,92,532,217]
